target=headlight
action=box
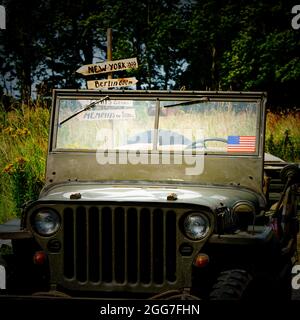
[232,202,255,230]
[33,209,60,236]
[232,202,255,215]
[183,213,210,240]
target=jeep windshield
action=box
[47,91,266,191]
[56,96,260,155]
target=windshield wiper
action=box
[59,95,110,126]
[164,97,210,108]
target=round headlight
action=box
[33,210,60,236]
[232,202,255,230]
[183,213,210,240]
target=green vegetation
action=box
[265,109,300,162]
[0,102,299,223]
[0,102,49,222]
[1,1,299,108]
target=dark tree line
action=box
[0,0,299,108]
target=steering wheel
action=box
[187,137,228,149]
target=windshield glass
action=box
[56,97,259,154]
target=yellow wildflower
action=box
[3,127,14,134]
[3,163,14,174]
[15,157,27,166]
[15,128,30,136]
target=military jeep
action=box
[0,89,299,300]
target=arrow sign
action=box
[87,77,138,89]
[76,57,138,76]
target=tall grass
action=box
[0,102,49,222]
[265,109,300,162]
[0,102,299,223]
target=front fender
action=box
[0,219,32,240]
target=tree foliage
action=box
[0,0,299,108]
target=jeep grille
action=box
[62,205,178,289]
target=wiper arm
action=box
[59,95,110,125]
[164,97,210,108]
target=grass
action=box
[0,101,49,222]
[265,108,300,162]
[0,101,299,223]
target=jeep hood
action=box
[39,183,265,210]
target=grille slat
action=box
[111,207,115,282]
[124,209,128,283]
[88,207,100,282]
[101,207,112,282]
[136,209,140,283]
[75,207,87,282]
[166,211,177,282]
[139,208,151,284]
[63,208,74,278]
[114,207,125,283]
[153,209,164,284]
[127,208,138,283]
[63,205,177,286]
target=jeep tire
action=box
[209,269,253,300]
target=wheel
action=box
[209,269,253,300]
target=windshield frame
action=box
[51,90,265,157]
[45,89,267,192]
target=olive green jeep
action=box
[0,90,299,300]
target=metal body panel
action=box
[40,183,265,209]
[45,153,265,195]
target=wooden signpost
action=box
[76,28,138,89]
[87,77,138,89]
[76,57,138,76]
[107,28,113,80]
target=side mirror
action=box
[280,164,300,185]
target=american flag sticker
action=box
[227,136,256,152]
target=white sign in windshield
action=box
[78,99,133,107]
[80,108,136,121]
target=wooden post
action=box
[106,28,114,146]
[107,28,112,80]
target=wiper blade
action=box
[59,95,110,125]
[164,97,210,108]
